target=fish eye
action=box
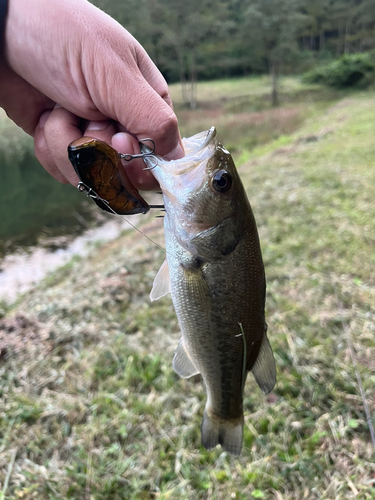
[210,170,232,193]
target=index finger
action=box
[84,28,184,161]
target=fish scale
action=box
[144,127,276,455]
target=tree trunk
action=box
[178,49,198,109]
[269,60,279,107]
[188,50,197,110]
[178,52,189,106]
[337,22,342,55]
[359,23,364,52]
[310,33,314,50]
[344,18,351,54]
[319,30,325,53]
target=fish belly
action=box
[165,223,265,455]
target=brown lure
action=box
[68,137,150,215]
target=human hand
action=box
[0,0,184,190]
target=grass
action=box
[0,76,375,499]
[170,75,346,157]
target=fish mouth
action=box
[203,126,216,146]
[141,127,217,173]
[182,126,217,156]
[140,127,219,201]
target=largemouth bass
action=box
[143,127,276,456]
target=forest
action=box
[92,0,375,106]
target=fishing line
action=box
[74,140,168,257]
[77,181,166,253]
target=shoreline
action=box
[0,214,145,304]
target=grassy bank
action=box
[0,78,374,499]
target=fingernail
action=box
[112,132,136,153]
[86,120,111,131]
[112,132,127,142]
[38,110,52,129]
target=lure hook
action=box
[119,138,156,162]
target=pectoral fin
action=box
[150,259,170,301]
[173,338,200,378]
[180,264,211,310]
[251,329,276,395]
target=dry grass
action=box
[171,75,342,159]
[0,79,374,499]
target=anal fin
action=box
[251,329,276,395]
[173,338,200,378]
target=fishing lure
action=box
[68,137,161,215]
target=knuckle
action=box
[155,110,179,141]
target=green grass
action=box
[1,77,375,499]
[170,75,346,158]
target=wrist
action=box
[0,0,8,57]
[5,0,59,73]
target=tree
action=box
[242,0,308,106]
[92,0,236,108]
[302,0,331,53]
[153,0,233,108]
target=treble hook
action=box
[119,138,156,162]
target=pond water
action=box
[0,215,145,304]
[0,122,162,303]
[0,142,96,256]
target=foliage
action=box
[303,52,375,87]
[91,0,375,90]
[0,77,375,499]
[240,0,308,105]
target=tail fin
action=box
[201,411,243,456]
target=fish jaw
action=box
[145,127,217,206]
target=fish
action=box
[143,127,276,456]
[68,137,150,215]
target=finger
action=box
[44,108,121,186]
[43,106,83,186]
[112,132,159,191]
[83,34,184,161]
[34,110,69,183]
[112,80,184,161]
[117,41,184,159]
[135,46,174,109]
[84,119,118,143]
